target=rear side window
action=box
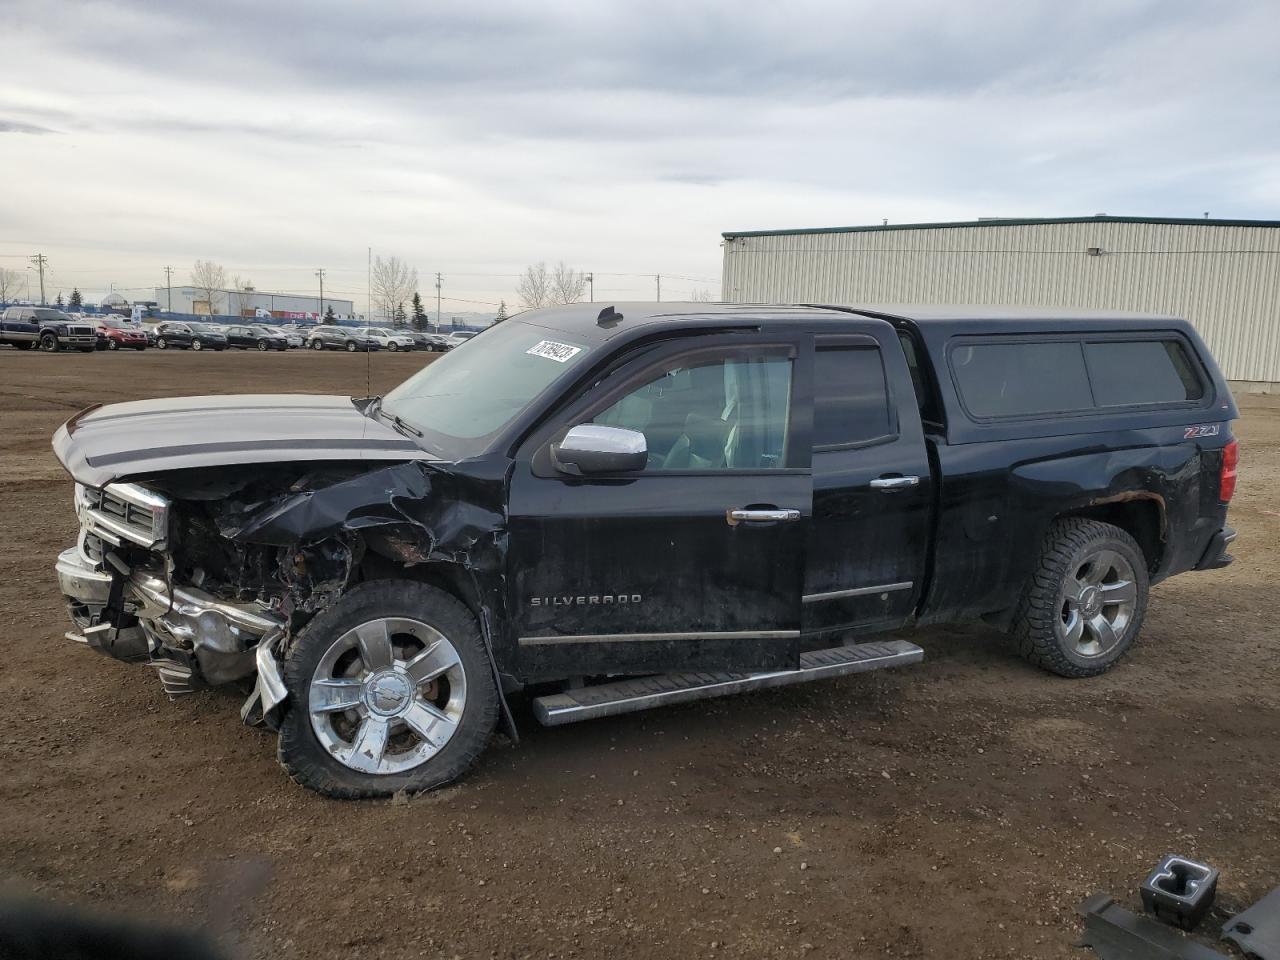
[1085,340,1205,406]
[813,347,893,447]
[950,341,1093,417]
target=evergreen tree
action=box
[55,292,64,307]
[68,288,83,309]
[494,300,509,323]
[411,292,428,332]
[394,301,407,327]
[324,304,336,322]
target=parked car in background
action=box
[305,325,380,352]
[443,330,476,348]
[1,306,97,352]
[224,324,289,351]
[407,331,445,351]
[94,318,148,351]
[153,321,229,351]
[357,326,417,351]
[263,325,304,348]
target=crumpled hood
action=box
[53,394,427,488]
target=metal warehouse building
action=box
[153,286,356,320]
[721,216,1280,390]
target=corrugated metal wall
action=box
[721,221,1280,384]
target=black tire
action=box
[40,333,59,352]
[134,346,147,351]
[388,341,398,352]
[346,340,357,352]
[156,337,168,349]
[257,339,269,351]
[191,338,204,351]
[15,341,32,351]
[277,580,499,799]
[311,339,324,351]
[1010,518,1149,678]
[107,339,119,351]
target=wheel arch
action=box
[1057,492,1166,575]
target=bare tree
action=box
[230,276,255,318]
[518,262,552,309]
[551,261,588,304]
[0,267,21,304]
[370,255,418,323]
[190,260,227,315]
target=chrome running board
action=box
[532,639,923,727]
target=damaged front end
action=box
[55,459,508,730]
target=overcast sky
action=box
[2,0,1277,311]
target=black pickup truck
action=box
[52,303,1239,797]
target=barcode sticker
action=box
[526,339,582,363]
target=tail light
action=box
[1219,439,1239,503]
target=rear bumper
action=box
[1194,526,1236,571]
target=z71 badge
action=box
[1184,424,1221,439]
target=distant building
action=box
[153,285,356,320]
[721,215,1280,390]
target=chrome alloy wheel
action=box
[1058,549,1138,658]
[308,617,467,775]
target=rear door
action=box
[507,332,811,680]
[803,327,933,636]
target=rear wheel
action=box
[107,339,119,351]
[15,341,32,351]
[312,339,324,351]
[346,340,357,352]
[278,580,498,798]
[191,338,203,351]
[257,339,269,351]
[1011,518,1149,678]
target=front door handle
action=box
[727,507,801,525]
[869,476,920,491]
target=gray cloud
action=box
[0,118,56,134]
[0,0,1276,307]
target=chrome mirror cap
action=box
[552,425,647,475]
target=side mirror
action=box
[552,424,647,475]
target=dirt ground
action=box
[0,348,1276,959]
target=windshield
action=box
[33,308,70,321]
[356,327,383,337]
[381,321,590,458]
[188,322,220,333]
[100,319,126,328]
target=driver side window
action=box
[593,353,793,471]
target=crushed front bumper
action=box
[56,545,286,696]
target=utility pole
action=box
[30,254,47,305]
[655,274,661,302]
[315,268,326,319]
[164,265,174,311]
[367,247,372,322]
[435,272,442,330]
[586,272,594,302]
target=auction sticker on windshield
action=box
[526,340,583,363]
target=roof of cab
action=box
[514,300,1186,342]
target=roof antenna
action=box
[597,305,623,328]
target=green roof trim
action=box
[721,215,1280,239]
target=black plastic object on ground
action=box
[1222,887,1280,960]
[1076,893,1229,960]
[1140,855,1219,931]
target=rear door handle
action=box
[869,476,920,490]
[727,508,801,525]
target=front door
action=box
[507,334,811,681]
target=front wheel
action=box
[278,580,499,798]
[346,340,357,352]
[191,338,203,351]
[156,337,168,349]
[311,339,324,351]
[257,339,269,351]
[40,333,59,352]
[1011,518,1149,678]
[388,341,399,352]
[108,339,119,351]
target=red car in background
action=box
[95,317,148,351]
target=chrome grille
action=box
[78,482,169,549]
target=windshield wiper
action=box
[388,414,423,438]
